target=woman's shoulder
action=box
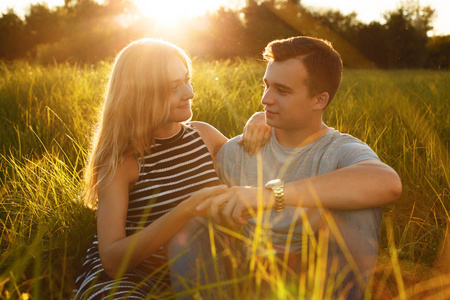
[186,121,224,140]
[117,154,140,183]
[187,121,214,133]
[186,121,228,159]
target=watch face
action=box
[266,178,283,188]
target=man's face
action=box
[261,58,317,131]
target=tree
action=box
[31,0,134,63]
[0,9,28,60]
[383,7,428,68]
[350,3,435,69]
[353,22,389,68]
[426,35,450,69]
[25,4,64,47]
[241,0,300,57]
[309,9,362,44]
[189,8,248,59]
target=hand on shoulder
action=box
[237,112,271,156]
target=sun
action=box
[134,0,232,25]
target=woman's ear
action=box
[313,92,329,110]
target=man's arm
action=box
[237,112,271,155]
[284,160,401,209]
[197,159,402,226]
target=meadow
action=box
[0,59,449,299]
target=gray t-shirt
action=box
[215,127,379,254]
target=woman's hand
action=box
[196,186,273,227]
[180,185,228,218]
[238,112,271,155]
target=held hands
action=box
[181,185,228,218]
[238,112,271,156]
[196,186,274,227]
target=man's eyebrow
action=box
[264,79,293,92]
[273,83,293,91]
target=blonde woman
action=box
[72,39,269,299]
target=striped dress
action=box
[73,125,220,299]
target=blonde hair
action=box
[84,38,191,207]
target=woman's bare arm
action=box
[191,112,271,159]
[96,155,227,278]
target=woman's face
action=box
[165,56,194,124]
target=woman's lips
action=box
[178,103,190,109]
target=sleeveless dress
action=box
[73,125,220,299]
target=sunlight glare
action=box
[134,0,230,25]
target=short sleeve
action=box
[215,136,242,186]
[332,137,379,169]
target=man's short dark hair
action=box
[263,36,343,107]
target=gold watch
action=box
[265,179,285,212]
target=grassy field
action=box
[0,59,449,299]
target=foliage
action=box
[180,8,250,60]
[0,0,447,68]
[426,35,450,69]
[240,0,300,57]
[309,9,361,44]
[0,10,28,60]
[25,3,65,47]
[0,60,449,298]
[309,3,436,69]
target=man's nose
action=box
[261,88,273,105]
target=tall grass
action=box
[0,59,449,299]
[0,60,108,163]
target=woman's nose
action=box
[183,82,194,100]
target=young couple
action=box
[73,36,401,299]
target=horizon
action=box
[1,0,449,36]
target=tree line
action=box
[1,0,448,69]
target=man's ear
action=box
[313,92,329,110]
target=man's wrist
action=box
[265,179,285,212]
[262,189,275,209]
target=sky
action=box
[2,0,449,36]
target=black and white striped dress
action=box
[73,125,220,299]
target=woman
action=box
[73,38,268,299]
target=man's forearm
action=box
[198,161,401,225]
[284,160,402,210]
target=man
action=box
[197,36,402,298]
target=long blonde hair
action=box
[84,38,192,207]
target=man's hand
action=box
[180,185,228,218]
[196,186,273,226]
[238,112,271,155]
